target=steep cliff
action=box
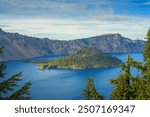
[0,28,145,61]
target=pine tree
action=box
[110,55,133,100]
[110,50,147,100]
[110,28,150,100]
[0,48,31,100]
[142,28,150,98]
[144,28,150,62]
[131,28,150,99]
[83,77,103,100]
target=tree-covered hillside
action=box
[38,47,122,70]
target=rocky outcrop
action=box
[0,28,145,61]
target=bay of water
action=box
[4,53,143,100]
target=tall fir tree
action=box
[110,55,133,100]
[131,28,150,99]
[83,77,103,100]
[0,48,31,100]
[143,28,150,98]
[111,28,150,100]
[82,29,150,100]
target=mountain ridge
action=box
[0,28,145,61]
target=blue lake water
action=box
[4,53,143,100]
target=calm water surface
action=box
[4,53,143,100]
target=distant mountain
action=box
[38,47,123,70]
[0,28,145,61]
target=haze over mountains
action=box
[0,28,145,61]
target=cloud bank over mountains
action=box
[0,0,150,40]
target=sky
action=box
[0,0,150,40]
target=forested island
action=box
[37,47,122,70]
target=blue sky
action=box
[0,0,150,40]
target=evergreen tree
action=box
[110,55,133,100]
[82,29,150,100]
[83,77,103,100]
[111,28,150,100]
[0,48,31,100]
[142,28,150,98]
[144,28,150,62]
[131,28,150,99]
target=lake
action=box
[3,53,143,100]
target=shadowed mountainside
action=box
[0,28,145,61]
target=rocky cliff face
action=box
[0,28,145,61]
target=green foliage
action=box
[111,55,134,100]
[0,48,31,100]
[142,28,150,98]
[0,48,6,77]
[83,77,103,100]
[7,81,32,100]
[144,28,150,61]
[111,28,150,100]
[38,47,122,70]
[0,73,22,94]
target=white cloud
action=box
[0,0,113,19]
[1,14,149,40]
[0,0,149,41]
